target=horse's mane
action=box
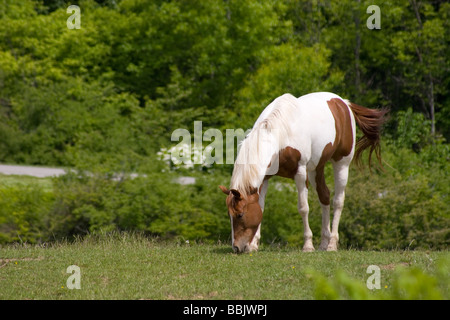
[230,93,298,197]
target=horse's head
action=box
[219,185,262,253]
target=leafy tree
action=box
[233,43,344,128]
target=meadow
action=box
[0,233,448,300]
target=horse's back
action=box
[259,92,355,170]
[298,91,343,103]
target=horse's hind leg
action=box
[295,166,314,252]
[327,159,351,251]
[308,167,332,251]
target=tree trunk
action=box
[410,0,435,136]
[428,75,435,135]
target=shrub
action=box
[0,184,53,243]
[49,169,230,242]
[309,256,449,300]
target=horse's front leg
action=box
[258,177,269,212]
[250,178,269,249]
[295,167,314,252]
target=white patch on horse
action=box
[230,214,234,247]
[231,94,299,196]
[249,223,261,251]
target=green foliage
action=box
[234,43,344,128]
[342,174,448,250]
[310,256,449,300]
[0,0,448,248]
[47,169,230,242]
[0,183,54,243]
[388,108,432,151]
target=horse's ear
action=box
[219,185,230,195]
[230,189,242,200]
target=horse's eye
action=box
[237,212,244,218]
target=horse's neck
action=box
[232,129,280,193]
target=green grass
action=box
[0,174,53,192]
[0,233,448,300]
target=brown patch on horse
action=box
[315,143,332,205]
[327,98,354,162]
[266,147,301,179]
[276,147,301,179]
[313,99,354,205]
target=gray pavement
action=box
[0,164,66,178]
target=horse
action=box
[219,92,388,253]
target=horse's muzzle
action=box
[233,245,248,253]
[232,243,256,254]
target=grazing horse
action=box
[219,92,387,253]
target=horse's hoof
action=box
[326,245,338,252]
[302,246,315,252]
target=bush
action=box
[0,184,53,243]
[49,169,230,242]
[310,256,449,300]
[339,167,448,250]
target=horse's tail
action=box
[347,102,389,169]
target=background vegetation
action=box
[0,0,448,250]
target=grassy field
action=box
[0,233,448,300]
[0,173,54,192]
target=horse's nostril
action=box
[233,245,240,253]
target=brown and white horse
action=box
[220,92,387,253]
